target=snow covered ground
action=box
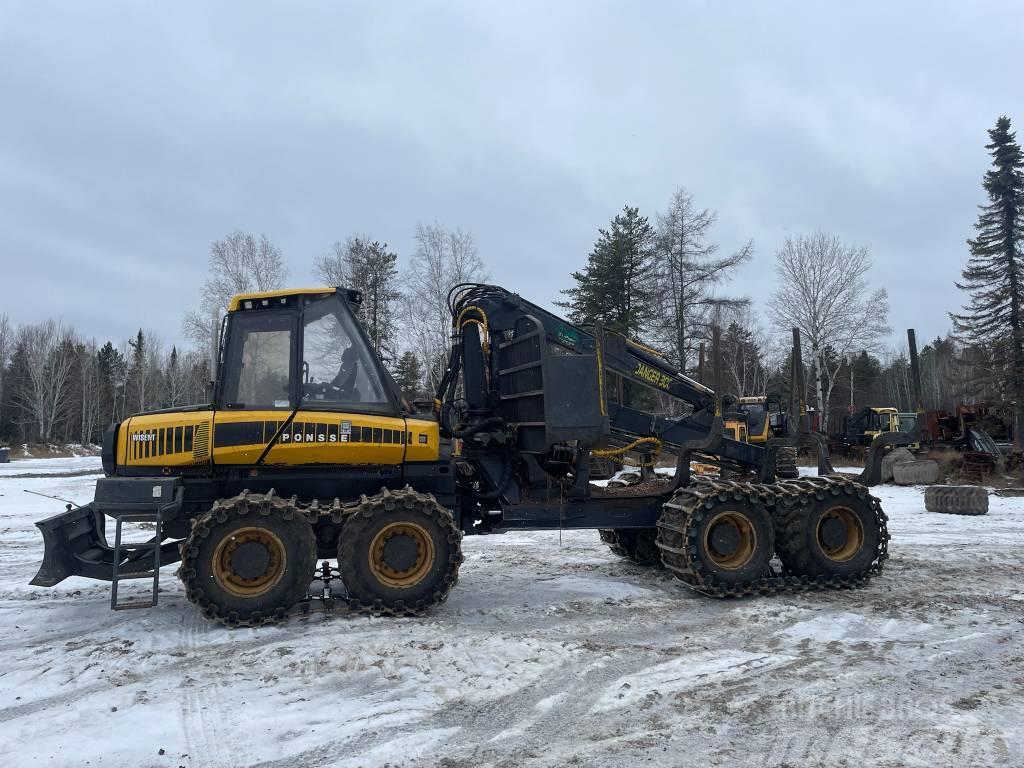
[0,460,1022,767]
[0,456,105,478]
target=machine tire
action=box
[924,485,988,516]
[892,459,940,486]
[776,447,799,479]
[179,491,316,627]
[658,489,775,589]
[599,528,629,559]
[598,528,662,566]
[339,487,463,615]
[773,484,881,578]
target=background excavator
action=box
[28,284,924,626]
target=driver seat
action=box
[332,346,361,401]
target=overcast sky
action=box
[1,2,1020,355]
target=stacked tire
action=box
[923,486,988,516]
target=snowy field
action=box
[1,458,1022,767]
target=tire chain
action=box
[178,486,463,628]
[655,475,890,598]
[598,528,663,567]
[338,486,464,619]
[598,529,631,560]
[775,446,800,479]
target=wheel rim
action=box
[703,511,757,570]
[368,521,435,588]
[816,506,864,562]
[212,526,287,598]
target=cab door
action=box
[274,293,406,466]
[213,307,298,465]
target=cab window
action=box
[301,297,388,408]
[220,312,294,409]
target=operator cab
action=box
[218,287,404,417]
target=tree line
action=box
[1,116,1021,448]
[0,319,210,446]
[555,115,1023,446]
[0,223,486,446]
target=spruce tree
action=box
[4,341,31,442]
[127,330,147,414]
[392,351,424,401]
[721,321,762,398]
[355,240,401,361]
[315,237,401,360]
[96,342,125,424]
[558,205,657,338]
[953,116,1024,448]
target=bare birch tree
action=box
[184,231,288,352]
[17,321,79,441]
[767,232,890,431]
[78,340,102,444]
[314,240,350,287]
[400,223,488,390]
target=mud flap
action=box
[30,504,109,586]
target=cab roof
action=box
[227,287,359,312]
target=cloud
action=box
[0,1,1017,350]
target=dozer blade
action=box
[30,504,108,586]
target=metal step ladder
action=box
[110,513,163,610]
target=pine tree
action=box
[126,330,147,414]
[4,340,31,442]
[96,342,125,424]
[392,351,424,401]
[721,320,763,398]
[953,116,1024,448]
[558,205,657,338]
[851,351,882,407]
[166,346,181,407]
[316,237,401,360]
[354,241,401,361]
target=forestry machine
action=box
[831,407,901,450]
[29,284,922,626]
[723,395,789,446]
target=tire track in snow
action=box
[179,610,234,768]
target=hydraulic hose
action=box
[473,447,514,499]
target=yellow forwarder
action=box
[832,406,901,449]
[723,395,787,445]
[723,395,797,477]
[30,284,896,626]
